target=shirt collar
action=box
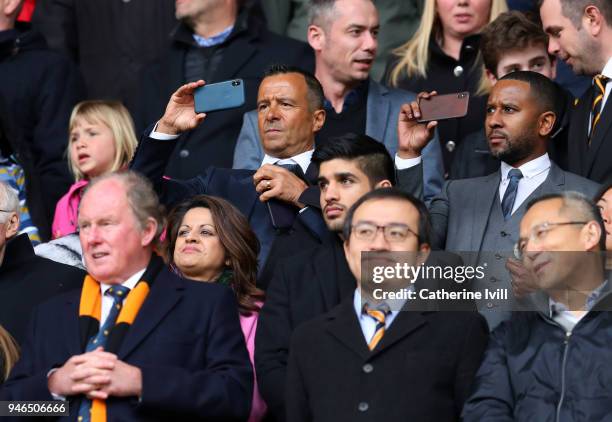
[261,149,313,175]
[549,279,609,316]
[601,58,612,79]
[100,268,146,297]
[323,80,369,112]
[353,288,405,318]
[500,153,551,182]
[192,24,234,47]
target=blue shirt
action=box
[353,288,405,345]
[192,25,234,47]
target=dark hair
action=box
[595,181,612,203]
[543,0,612,28]
[499,71,562,120]
[481,11,553,75]
[342,187,432,246]
[311,133,396,185]
[264,64,325,111]
[526,191,607,250]
[166,195,264,314]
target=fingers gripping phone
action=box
[194,79,246,113]
[417,92,469,123]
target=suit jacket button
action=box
[453,65,464,77]
[358,402,369,412]
[490,277,497,283]
[500,231,508,237]
[446,140,456,152]
[363,363,373,373]
[179,149,190,158]
[487,302,494,308]
[495,253,502,260]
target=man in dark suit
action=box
[134,0,314,175]
[0,181,84,347]
[540,0,612,183]
[255,134,397,420]
[286,188,488,422]
[401,71,599,330]
[233,0,444,202]
[0,172,252,421]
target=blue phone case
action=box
[194,79,246,113]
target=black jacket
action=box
[0,234,85,346]
[287,296,488,422]
[384,35,487,172]
[134,6,315,177]
[0,25,83,239]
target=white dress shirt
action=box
[99,269,145,327]
[499,153,551,215]
[261,150,313,175]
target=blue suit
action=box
[232,79,445,202]
[0,259,253,421]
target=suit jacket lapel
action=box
[471,171,501,251]
[568,87,593,175]
[369,310,428,358]
[209,34,257,82]
[325,297,371,360]
[586,98,612,175]
[118,270,184,359]
[313,241,353,310]
[365,80,390,144]
[231,172,260,220]
[63,292,83,356]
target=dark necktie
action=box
[589,74,609,143]
[78,285,130,422]
[363,302,391,350]
[267,163,305,230]
[501,169,523,221]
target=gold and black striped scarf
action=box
[77,257,162,422]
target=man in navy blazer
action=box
[0,172,252,421]
[232,0,444,202]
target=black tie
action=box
[501,168,523,220]
[266,163,305,230]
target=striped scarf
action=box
[77,257,162,422]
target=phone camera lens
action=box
[232,80,240,86]
[458,93,466,98]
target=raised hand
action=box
[397,91,438,159]
[157,80,207,135]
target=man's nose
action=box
[547,38,560,56]
[368,228,390,251]
[323,183,339,203]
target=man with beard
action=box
[399,71,598,330]
[540,0,612,183]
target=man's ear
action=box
[485,68,498,87]
[584,5,604,37]
[582,220,603,251]
[312,109,326,133]
[416,243,431,266]
[374,179,392,189]
[307,24,325,51]
[140,217,159,247]
[5,212,19,239]
[538,111,556,137]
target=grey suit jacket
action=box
[429,162,600,251]
[232,79,444,202]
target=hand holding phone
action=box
[194,79,246,113]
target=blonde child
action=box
[52,101,138,238]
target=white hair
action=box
[0,182,19,224]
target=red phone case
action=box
[417,92,469,122]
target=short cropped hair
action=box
[526,191,606,251]
[264,64,325,111]
[481,11,553,75]
[309,0,338,28]
[545,0,612,28]
[83,171,165,247]
[0,182,19,224]
[343,187,432,247]
[311,133,396,185]
[499,71,561,118]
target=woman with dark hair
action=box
[0,325,19,384]
[166,195,266,421]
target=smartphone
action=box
[194,79,245,113]
[417,92,469,123]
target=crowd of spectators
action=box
[1,0,612,421]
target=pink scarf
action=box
[52,179,89,239]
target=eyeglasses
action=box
[513,221,588,260]
[351,222,418,243]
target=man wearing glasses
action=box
[286,188,488,422]
[463,191,612,421]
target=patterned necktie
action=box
[501,168,523,221]
[589,74,610,143]
[78,285,130,422]
[363,303,391,351]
